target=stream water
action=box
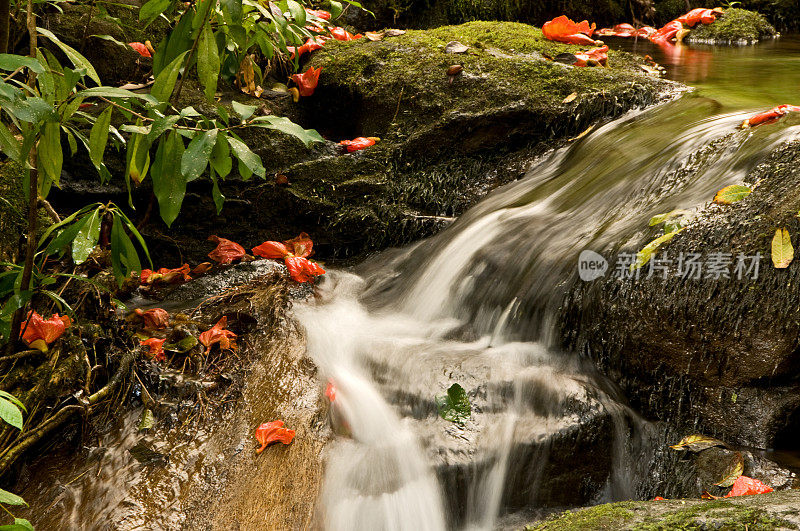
[13,36,800,531]
[296,36,800,530]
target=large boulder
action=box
[564,136,800,450]
[686,8,777,45]
[54,21,675,263]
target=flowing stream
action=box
[297,37,800,530]
[12,36,800,531]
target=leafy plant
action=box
[436,383,471,425]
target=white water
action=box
[296,101,800,530]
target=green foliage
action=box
[436,383,471,425]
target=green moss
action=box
[633,500,794,530]
[687,8,776,44]
[0,161,25,262]
[528,502,636,530]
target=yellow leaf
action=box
[713,185,751,205]
[562,92,578,104]
[771,228,793,269]
[669,434,726,452]
[714,452,744,488]
[29,339,48,352]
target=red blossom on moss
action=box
[649,20,683,44]
[330,26,362,41]
[199,316,237,351]
[542,16,597,45]
[128,42,151,57]
[140,337,166,361]
[573,45,608,67]
[290,66,322,97]
[134,308,170,329]
[208,235,246,264]
[255,420,296,453]
[676,8,717,27]
[20,311,71,348]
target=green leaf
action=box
[181,128,217,181]
[0,54,45,73]
[211,170,225,213]
[714,452,744,488]
[150,51,189,103]
[138,408,155,430]
[339,0,372,15]
[435,383,471,425]
[231,101,257,121]
[327,0,343,19]
[113,209,152,267]
[147,115,180,143]
[77,87,157,103]
[197,23,220,102]
[37,27,101,85]
[46,214,90,256]
[153,11,193,76]
[249,116,323,146]
[0,121,21,161]
[152,131,186,227]
[210,133,231,178]
[772,228,793,269]
[37,121,63,195]
[72,208,101,264]
[0,397,23,430]
[713,184,752,205]
[139,0,173,26]
[286,0,306,25]
[126,129,151,184]
[632,228,685,270]
[227,135,265,178]
[110,215,141,281]
[89,106,113,170]
[0,488,27,506]
[0,391,26,412]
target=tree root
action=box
[0,347,138,477]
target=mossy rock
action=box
[529,490,800,530]
[0,161,26,263]
[686,8,777,45]
[654,1,798,32]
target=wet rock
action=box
[686,8,777,45]
[526,489,800,529]
[564,135,800,451]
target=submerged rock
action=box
[686,8,777,45]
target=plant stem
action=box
[172,0,214,104]
[0,0,9,54]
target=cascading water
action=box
[296,96,800,530]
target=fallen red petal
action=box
[542,16,597,45]
[128,42,152,57]
[325,381,336,402]
[305,8,331,20]
[20,311,71,346]
[199,316,238,351]
[339,137,376,152]
[134,308,170,329]
[140,337,166,362]
[725,476,773,497]
[290,66,322,97]
[208,235,246,264]
[285,256,325,283]
[255,420,296,453]
[252,241,291,259]
[283,233,314,258]
[140,264,192,285]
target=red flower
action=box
[285,256,325,283]
[325,380,336,402]
[542,16,597,46]
[676,8,717,27]
[252,241,290,259]
[128,42,151,57]
[134,308,170,329]
[742,104,800,128]
[191,262,214,277]
[636,26,657,38]
[283,232,314,258]
[207,235,246,264]
[330,27,362,41]
[653,496,665,501]
[612,23,635,37]
[140,264,192,285]
[20,311,71,348]
[573,45,608,67]
[305,8,331,20]
[288,37,327,59]
[140,337,166,362]
[649,20,683,44]
[255,420,296,453]
[199,316,237,351]
[725,476,773,497]
[290,66,322,97]
[339,137,379,152]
